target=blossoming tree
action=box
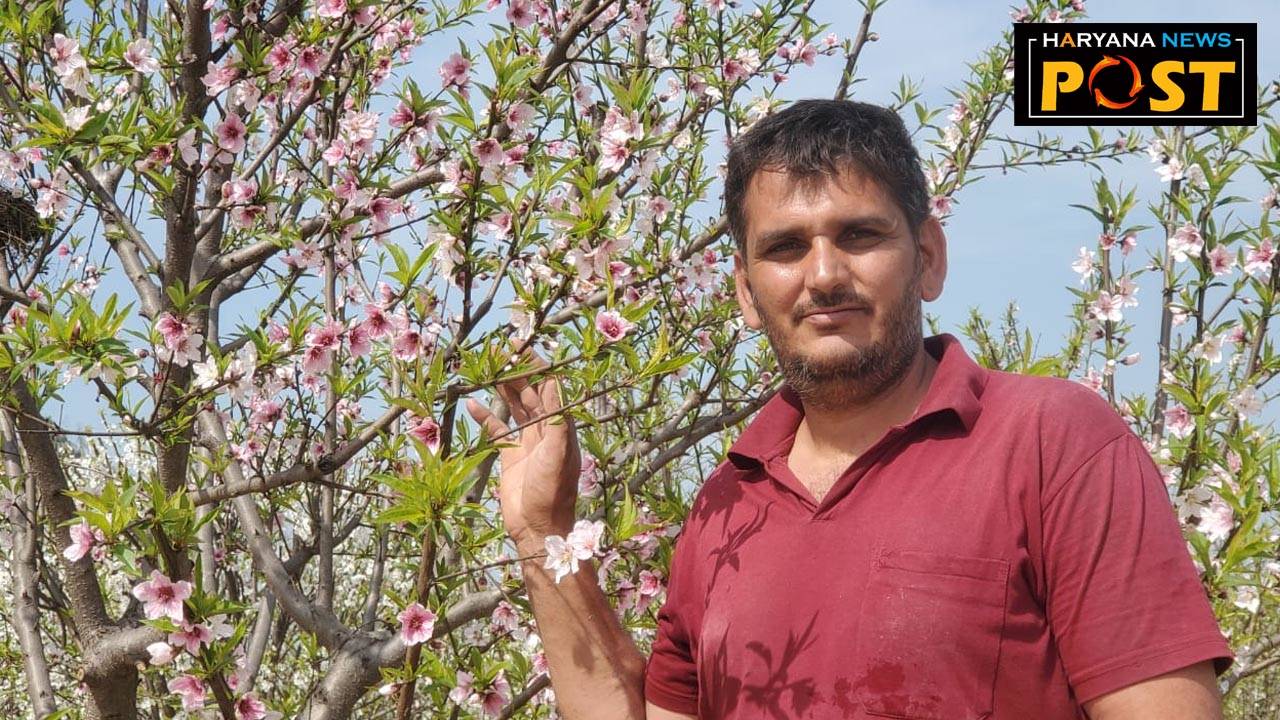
[0,0,1276,717]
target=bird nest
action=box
[0,191,43,263]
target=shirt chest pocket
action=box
[852,548,1009,720]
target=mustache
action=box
[795,291,870,320]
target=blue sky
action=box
[47,1,1276,429]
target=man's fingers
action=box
[541,376,568,423]
[465,398,509,440]
[495,381,531,425]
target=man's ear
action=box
[916,216,948,302]
[733,250,763,330]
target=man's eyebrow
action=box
[751,215,898,255]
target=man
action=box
[465,99,1234,719]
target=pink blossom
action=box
[581,456,599,497]
[479,672,511,717]
[211,14,234,42]
[230,205,265,229]
[177,130,202,165]
[302,345,334,374]
[336,397,362,420]
[63,520,107,562]
[439,53,471,90]
[1166,222,1203,263]
[567,519,605,557]
[1114,276,1139,307]
[266,41,294,77]
[786,40,816,66]
[409,417,442,454]
[602,106,643,144]
[928,194,952,219]
[132,570,193,623]
[305,317,345,352]
[315,0,346,18]
[1088,292,1123,323]
[506,0,534,27]
[49,34,85,76]
[340,110,380,141]
[167,674,207,711]
[168,622,213,654]
[638,569,663,597]
[201,60,239,96]
[267,321,290,345]
[367,197,401,233]
[480,211,513,240]
[491,601,519,632]
[634,569,663,611]
[1207,245,1235,276]
[1077,367,1103,393]
[543,535,579,583]
[363,304,394,338]
[505,102,536,131]
[1164,405,1194,440]
[1199,496,1234,542]
[389,101,416,128]
[249,398,283,428]
[156,312,189,347]
[164,331,204,367]
[135,142,172,172]
[347,322,372,357]
[473,138,504,168]
[1192,334,1224,364]
[722,58,751,84]
[124,38,160,74]
[449,671,474,705]
[234,693,281,720]
[321,139,346,166]
[392,328,422,360]
[1244,239,1275,276]
[221,179,257,204]
[1226,324,1248,345]
[599,138,630,173]
[595,310,633,342]
[146,641,176,665]
[35,184,69,219]
[397,602,437,645]
[296,46,324,77]
[214,114,248,154]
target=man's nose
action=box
[804,236,852,295]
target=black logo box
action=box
[1013,22,1257,126]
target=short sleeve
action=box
[644,524,700,714]
[1042,432,1235,704]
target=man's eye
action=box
[769,241,800,253]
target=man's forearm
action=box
[519,536,648,720]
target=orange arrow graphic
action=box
[1088,54,1142,110]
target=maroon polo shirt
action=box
[644,333,1233,719]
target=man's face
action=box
[732,166,947,409]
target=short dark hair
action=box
[724,99,930,256]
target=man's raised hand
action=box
[465,348,582,550]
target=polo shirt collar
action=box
[726,333,988,470]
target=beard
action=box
[751,262,923,412]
